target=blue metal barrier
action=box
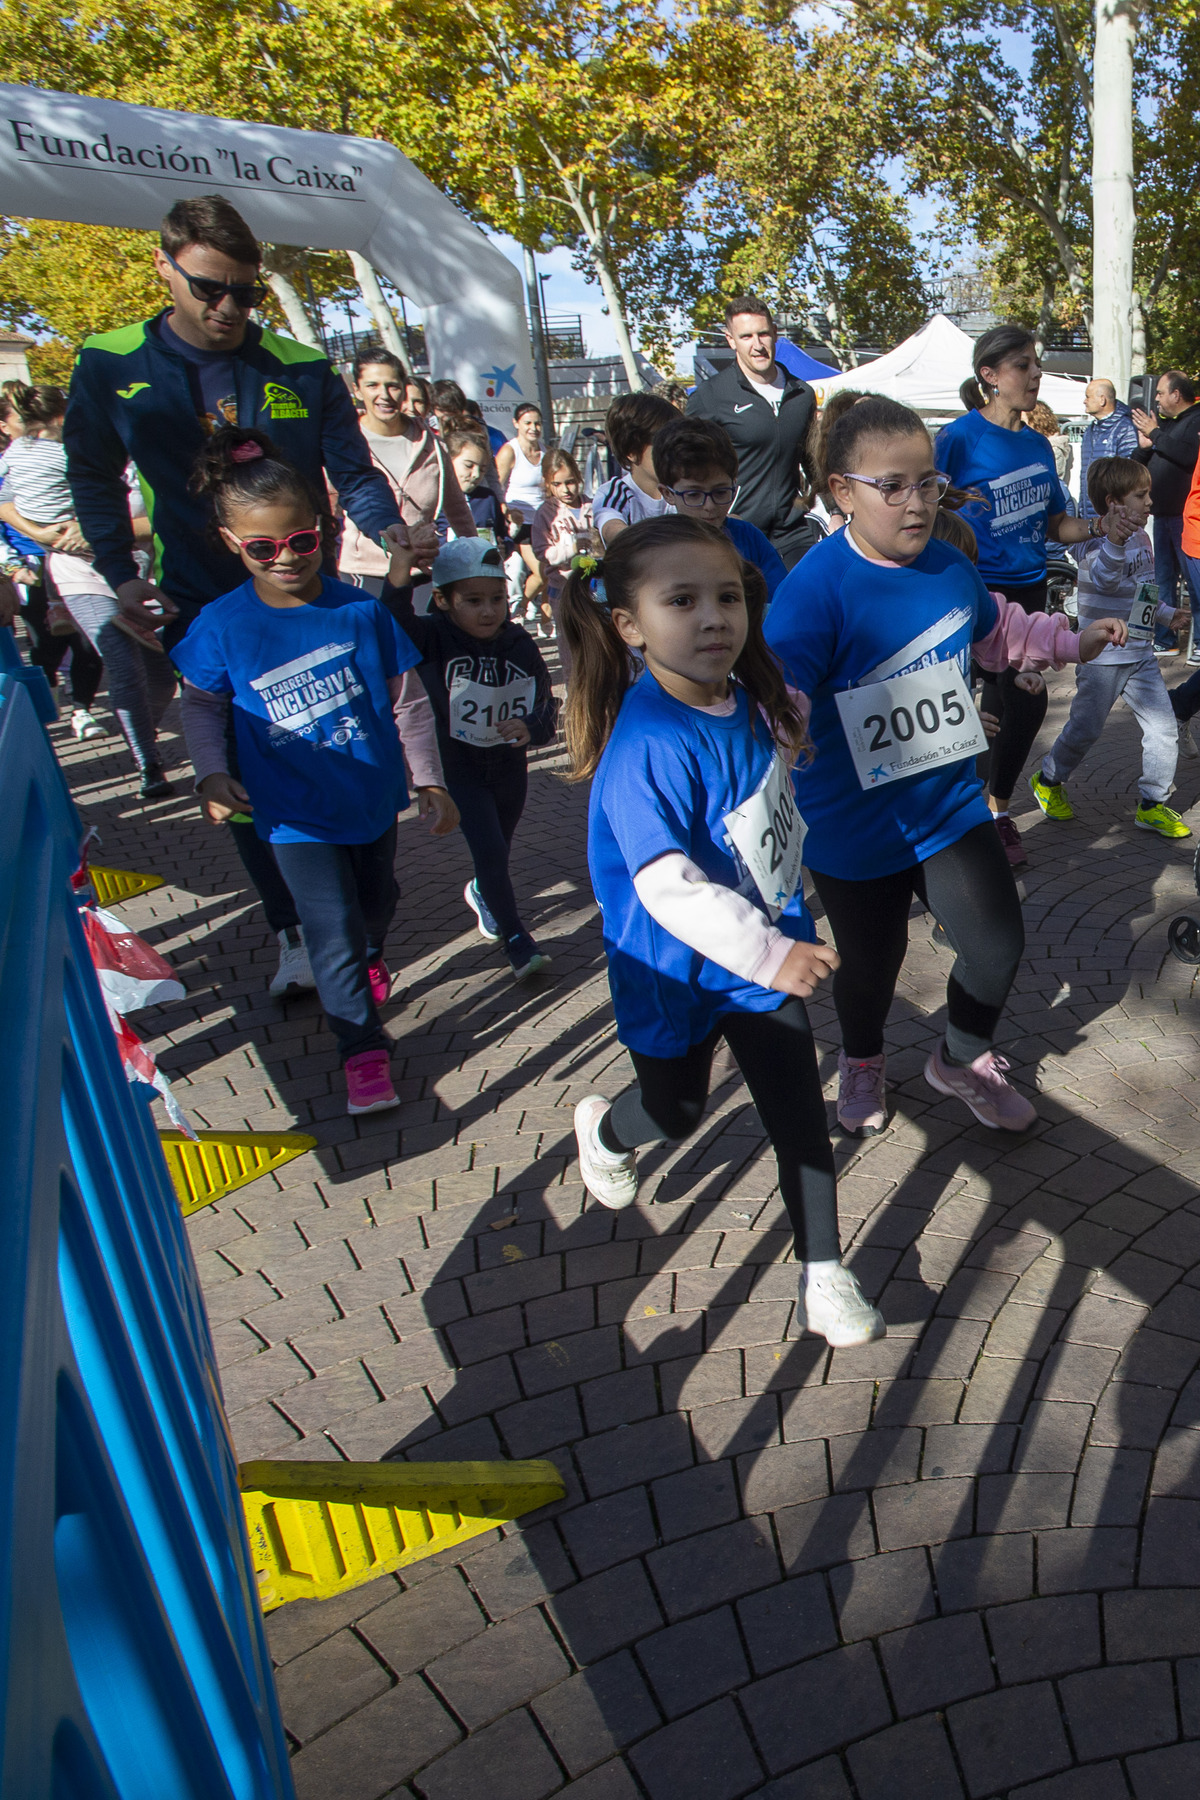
[0,673,295,1799]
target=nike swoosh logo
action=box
[116,383,150,399]
[733,403,754,413]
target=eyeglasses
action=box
[161,246,269,310]
[660,484,737,509]
[839,472,951,506]
[232,528,323,563]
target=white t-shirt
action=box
[593,474,674,534]
[741,368,787,412]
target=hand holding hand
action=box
[1078,618,1128,660]
[1014,671,1046,696]
[407,521,440,568]
[116,577,178,623]
[417,786,459,836]
[771,937,840,999]
[496,718,532,746]
[387,544,417,588]
[197,773,252,825]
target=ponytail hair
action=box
[560,514,810,781]
[1,379,66,426]
[964,324,1038,410]
[190,425,336,554]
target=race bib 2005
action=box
[835,662,988,791]
[722,754,806,918]
[1126,581,1159,643]
[449,674,537,747]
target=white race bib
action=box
[449,674,537,747]
[722,755,806,919]
[1127,581,1159,643]
[835,662,987,792]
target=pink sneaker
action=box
[345,1049,399,1116]
[836,1051,888,1136]
[367,956,391,1007]
[994,815,1026,867]
[924,1042,1036,1131]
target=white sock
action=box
[804,1259,841,1285]
[993,809,1009,819]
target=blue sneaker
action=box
[507,932,551,981]
[464,880,501,942]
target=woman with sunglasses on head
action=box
[174,427,459,1119]
[935,326,1101,867]
[765,398,1125,1139]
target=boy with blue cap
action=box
[385,535,558,978]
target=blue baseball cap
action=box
[431,537,507,587]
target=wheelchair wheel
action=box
[1168,915,1200,964]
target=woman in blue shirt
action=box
[936,326,1099,867]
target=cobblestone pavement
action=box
[59,650,1200,1800]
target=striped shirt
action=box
[0,434,73,526]
[592,473,674,535]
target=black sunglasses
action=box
[161,246,268,310]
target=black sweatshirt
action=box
[686,359,815,541]
[383,580,557,778]
[1135,403,1200,515]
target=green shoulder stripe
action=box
[258,326,328,367]
[81,321,148,356]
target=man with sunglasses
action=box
[686,295,817,569]
[64,194,408,997]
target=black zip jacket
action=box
[1135,403,1200,515]
[686,360,815,539]
[382,581,557,776]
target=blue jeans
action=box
[445,752,529,943]
[1153,515,1200,647]
[271,825,398,1060]
[1043,655,1178,804]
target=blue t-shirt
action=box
[724,514,787,604]
[935,410,1069,588]
[588,673,817,1057]
[765,532,998,880]
[173,575,420,845]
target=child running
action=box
[592,392,678,545]
[561,514,884,1348]
[652,415,788,602]
[765,397,1127,1137]
[383,536,558,980]
[174,426,458,1117]
[532,447,597,668]
[1029,454,1191,840]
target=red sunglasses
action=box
[229,528,323,564]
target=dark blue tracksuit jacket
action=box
[64,311,400,609]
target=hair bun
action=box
[230,440,265,464]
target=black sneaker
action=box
[506,932,551,981]
[140,767,175,799]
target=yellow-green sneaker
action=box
[1029,770,1074,820]
[1136,801,1192,839]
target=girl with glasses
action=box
[174,426,459,1118]
[765,397,1126,1140]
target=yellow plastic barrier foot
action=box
[238,1459,566,1611]
[159,1130,318,1216]
[88,864,166,905]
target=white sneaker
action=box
[574,1094,638,1210]
[800,1263,886,1348]
[269,929,316,997]
[71,708,105,740]
[1180,718,1199,760]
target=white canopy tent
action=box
[810,313,1089,418]
[0,84,537,434]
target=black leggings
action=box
[445,754,528,942]
[21,579,103,709]
[601,997,839,1263]
[978,578,1048,802]
[810,820,1025,1065]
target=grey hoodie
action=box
[1079,402,1140,518]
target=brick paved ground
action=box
[57,647,1200,1800]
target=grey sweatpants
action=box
[62,592,177,774]
[1042,655,1178,804]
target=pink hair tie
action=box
[230,440,264,464]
